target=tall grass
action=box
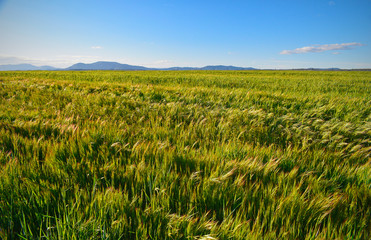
[0,70,370,239]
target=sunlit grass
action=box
[0,70,370,239]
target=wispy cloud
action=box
[153,60,172,65]
[280,42,364,55]
[91,46,102,49]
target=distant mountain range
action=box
[0,61,256,71]
[66,61,257,71]
[0,61,369,71]
[0,63,59,71]
[66,61,148,70]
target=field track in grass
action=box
[0,70,370,239]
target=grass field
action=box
[0,70,370,239]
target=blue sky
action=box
[0,0,370,68]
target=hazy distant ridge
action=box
[0,61,256,71]
[66,61,149,70]
[1,61,365,71]
[67,62,257,70]
[0,64,58,71]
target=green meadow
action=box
[0,70,370,239]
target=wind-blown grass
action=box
[0,70,370,239]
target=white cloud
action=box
[141,59,175,68]
[91,46,102,49]
[280,42,364,55]
[154,60,172,65]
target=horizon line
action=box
[1,61,370,71]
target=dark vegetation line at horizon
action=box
[0,70,370,239]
